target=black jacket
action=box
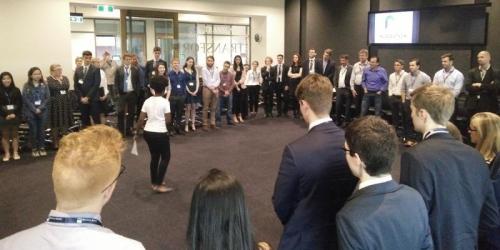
[273,64,289,89]
[73,64,101,102]
[320,59,336,83]
[302,58,322,77]
[261,66,277,92]
[0,85,22,119]
[333,65,353,90]
[465,66,499,115]
[145,59,167,84]
[273,121,357,250]
[115,65,141,95]
[400,133,499,250]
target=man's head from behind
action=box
[344,116,398,178]
[410,85,454,133]
[53,125,124,212]
[296,74,333,123]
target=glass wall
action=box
[155,20,175,66]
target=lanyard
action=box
[443,69,454,83]
[47,216,103,226]
[3,91,11,105]
[423,128,449,140]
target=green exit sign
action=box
[97,5,114,13]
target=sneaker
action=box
[155,185,174,193]
[32,150,40,157]
[39,148,47,156]
[12,153,20,160]
[2,155,10,162]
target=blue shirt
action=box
[168,70,187,96]
[362,66,388,92]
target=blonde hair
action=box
[470,112,500,161]
[446,121,462,142]
[296,74,333,115]
[411,84,454,125]
[49,64,61,73]
[52,125,124,210]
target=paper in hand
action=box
[131,137,138,156]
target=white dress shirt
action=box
[309,58,316,73]
[308,117,332,131]
[432,67,464,97]
[202,66,220,89]
[276,64,284,82]
[245,70,262,86]
[338,65,349,88]
[388,71,408,96]
[350,61,369,88]
[358,174,392,190]
[0,210,145,250]
[100,69,109,95]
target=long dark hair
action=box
[233,55,243,71]
[187,168,256,250]
[183,56,197,76]
[291,53,301,67]
[27,67,45,87]
[0,72,16,90]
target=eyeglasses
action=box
[101,165,126,193]
[341,147,350,153]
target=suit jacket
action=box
[114,66,141,95]
[320,60,336,83]
[261,66,277,92]
[465,66,499,114]
[273,64,289,89]
[302,58,322,77]
[336,180,433,250]
[400,133,500,250]
[73,64,101,102]
[333,65,353,90]
[144,59,167,84]
[272,121,357,250]
[483,153,500,249]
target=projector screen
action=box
[368,5,487,45]
[370,11,418,44]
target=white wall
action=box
[0,0,73,88]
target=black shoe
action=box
[277,113,282,117]
[227,122,235,126]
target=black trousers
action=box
[232,89,242,115]
[263,87,274,115]
[275,85,285,115]
[248,85,260,113]
[401,101,421,140]
[169,95,186,127]
[143,131,171,185]
[240,88,249,118]
[389,95,402,127]
[353,85,364,117]
[117,92,137,135]
[335,88,352,123]
[80,100,101,127]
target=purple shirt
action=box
[361,66,388,92]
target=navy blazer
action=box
[302,58,322,77]
[114,66,141,95]
[336,180,433,250]
[320,60,336,84]
[400,133,499,250]
[73,64,101,102]
[273,121,357,250]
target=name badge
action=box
[189,82,194,86]
[35,100,41,106]
[177,84,181,89]
[78,79,84,84]
[152,71,156,76]
[409,88,414,93]
[6,105,14,110]
[60,90,67,95]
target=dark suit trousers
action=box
[353,85,364,117]
[169,95,186,127]
[335,88,352,123]
[263,87,274,115]
[248,85,260,113]
[389,95,402,127]
[275,83,285,115]
[402,101,421,140]
[80,100,101,127]
[117,92,137,135]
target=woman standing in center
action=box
[184,56,200,132]
[231,55,246,123]
[135,76,173,193]
[0,72,23,162]
[47,64,73,149]
[245,61,262,118]
[287,53,303,119]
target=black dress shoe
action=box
[277,113,282,117]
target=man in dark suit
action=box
[74,50,101,127]
[400,85,499,250]
[320,48,336,83]
[273,54,289,117]
[273,74,357,250]
[337,116,433,250]
[302,48,322,76]
[333,54,353,126]
[144,46,167,84]
[465,51,499,118]
[115,53,140,136]
[262,57,277,117]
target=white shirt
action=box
[338,65,349,88]
[141,96,171,133]
[0,210,145,250]
[99,69,109,96]
[308,117,332,131]
[309,58,316,73]
[388,71,408,96]
[124,66,133,92]
[276,64,284,82]
[202,66,220,89]
[245,70,262,86]
[358,174,393,190]
[432,67,464,97]
[350,61,369,88]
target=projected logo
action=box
[374,11,414,43]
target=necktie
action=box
[124,67,129,92]
[278,65,282,82]
[309,60,313,71]
[83,66,88,76]
[480,69,485,81]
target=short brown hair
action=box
[52,125,124,210]
[394,59,405,65]
[295,74,332,115]
[339,54,349,60]
[345,116,398,176]
[324,48,333,57]
[441,53,454,61]
[171,57,180,63]
[411,85,455,125]
[153,46,161,52]
[122,53,133,59]
[358,49,368,55]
